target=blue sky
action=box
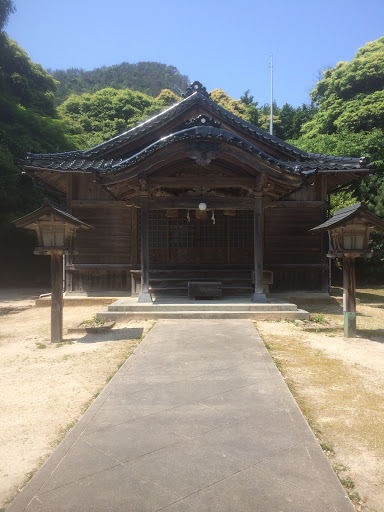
[5,0,384,107]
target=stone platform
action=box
[96,296,309,321]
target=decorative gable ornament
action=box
[182,81,210,98]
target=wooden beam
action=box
[266,200,325,208]
[147,177,260,188]
[71,200,128,208]
[125,196,263,210]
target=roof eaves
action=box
[100,126,303,178]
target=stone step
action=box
[107,299,298,312]
[96,308,309,321]
[149,278,252,286]
[149,286,253,295]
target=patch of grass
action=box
[60,421,76,435]
[92,314,105,325]
[347,490,362,504]
[272,356,282,371]
[320,442,334,453]
[55,340,74,348]
[340,476,355,489]
[285,319,298,326]
[35,343,46,349]
[311,314,326,324]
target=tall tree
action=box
[209,89,249,119]
[0,33,75,231]
[0,0,15,30]
[240,90,259,126]
[293,36,384,273]
[58,87,174,148]
[50,62,189,104]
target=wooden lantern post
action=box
[311,203,384,338]
[15,200,93,342]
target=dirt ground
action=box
[0,288,383,511]
[0,289,153,510]
[256,287,384,512]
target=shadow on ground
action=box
[67,327,144,344]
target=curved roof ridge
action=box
[99,125,301,176]
[83,90,311,160]
[78,89,368,166]
[84,93,200,157]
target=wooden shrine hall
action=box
[19,81,373,302]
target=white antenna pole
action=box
[269,45,273,135]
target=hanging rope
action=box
[186,210,190,223]
[211,210,215,225]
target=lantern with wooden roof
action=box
[15,200,93,342]
[311,203,384,337]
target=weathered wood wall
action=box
[65,175,136,293]
[264,176,328,292]
[65,175,329,294]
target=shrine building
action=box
[19,82,373,302]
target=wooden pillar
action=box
[320,175,329,293]
[138,198,152,303]
[343,255,356,337]
[252,197,267,303]
[51,253,63,343]
[65,175,73,293]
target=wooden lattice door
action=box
[143,210,253,265]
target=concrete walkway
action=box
[8,320,354,512]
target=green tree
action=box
[49,62,189,104]
[292,37,384,273]
[58,87,167,147]
[257,102,282,134]
[0,0,15,30]
[155,89,181,107]
[209,88,248,119]
[0,34,75,232]
[302,37,384,137]
[240,90,259,126]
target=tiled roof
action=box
[101,126,302,175]
[310,203,384,232]
[14,198,94,229]
[21,127,369,176]
[19,84,371,176]
[22,152,122,172]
